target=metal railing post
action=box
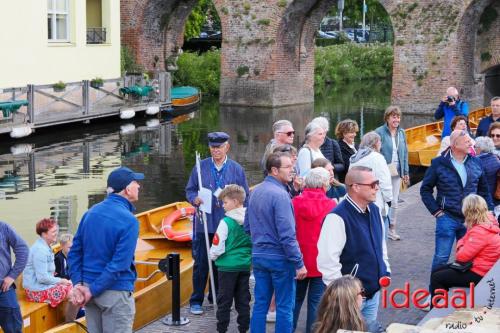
[27,84,35,123]
[82,80,90,116]
[160,253,189,326]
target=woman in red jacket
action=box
[292,167,336,333]
[430,194,500,301]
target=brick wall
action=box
[121,0,500,111]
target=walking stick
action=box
[195,152,218,311]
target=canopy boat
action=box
[170,86,200,115]
[406,107,491,167]
[6,201,194,333]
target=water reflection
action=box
[0,80,435,243]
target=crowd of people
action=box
[0,92,499,333]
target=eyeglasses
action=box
[491,134,500,138]
[277,131,295,137]
[279,165,294,170]
[350,180,380,189]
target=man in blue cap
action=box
[68,166,144,333]
[185,132,249,315]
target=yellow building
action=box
[0,0,120,89]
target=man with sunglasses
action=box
[420,130,493,297]
[260,120,295,173]
[185,132,250,315]
[318,166,390,333]
[476,96,500,137]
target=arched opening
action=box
[485,65,500,101]
[457,0,499,105]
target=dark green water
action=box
[0,80,433,242]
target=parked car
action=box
[317,30,335,39]
[325,31,338,38]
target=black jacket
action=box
[338,140,358,183]
[320,137,345,174]
[54,250,69,279]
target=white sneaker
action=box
[266,311,276,322]
[388,229,401,241]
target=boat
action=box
[9,201,194,333]
[406,107,492,167]
[169,86,201,114]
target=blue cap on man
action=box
[208,132,230,147]
[107,167,144,193]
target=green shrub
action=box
[172,49,221,95]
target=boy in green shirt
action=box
[209,185,252,333]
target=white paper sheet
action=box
[198,187,212,214]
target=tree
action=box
[184,0,221,40]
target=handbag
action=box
[448,261,473,273]
[388,163,399,177]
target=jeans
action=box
[361,291,383,333]
[0,287,22,333]
[389,175,401,228]
[216,271,251,333]
[190,232,219,306]
[293,277,325,333]
[431,214,467,272]
[251,257,296,333]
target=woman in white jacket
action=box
[349,132,393,222]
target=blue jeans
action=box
[383,215,390,240]
[293,277,325,333]
[431,214,467,272]
[190,232,219,306]
[361,291,382,333]
[251,257,296,333]
[0,287,22,333]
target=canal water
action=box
[0,80,433,243]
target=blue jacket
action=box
[186,157,249,234]
[68,194,139,297]
[477,153,500,203]
[244,176,304,269]
[320,137,345,174]
[23,238,61,291]
[333,198,389,298]
[476,115,500,138]
[375,124,409,176]
[434,100,469,137]
[420,151,493,221]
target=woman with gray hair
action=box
[349,132,393,232]
[292,167,336,333]
[311,117,345,176]
[297,122,326,176]
[475,136,500,206]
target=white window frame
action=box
[47,0,70,42]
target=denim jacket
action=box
[375,124,409,176]
[23,238,61,291]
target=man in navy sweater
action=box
[0,222,28,333]
[317,166,390,333]
[68,166,144,333]
[245,152,307,333]
[476,96,500,137]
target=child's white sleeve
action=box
[209,220,229,261]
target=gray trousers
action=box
[85,290,135,333]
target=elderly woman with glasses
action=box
[487,122,500,157]
[438,115,475,156]
[292,167,336,333]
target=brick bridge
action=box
[121,0,500,112]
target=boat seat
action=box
[140,231,166,240]
[0,99,28,118]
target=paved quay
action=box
[137,182,437,332]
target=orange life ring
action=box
[161,207,195,242]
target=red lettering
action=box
[390,282,410,308]
[451,289,467,308]
[470,282,475,308]
[432,289,449,308]
[382,288,388,308]
[412,289,430,309]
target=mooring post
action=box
[27,84,35,123]
[160,253,189,326]
[82,80,90,116]
[159,72,171,104]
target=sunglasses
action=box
[278,131,295,137]
[350,180,380,189]
[491,134,500,138]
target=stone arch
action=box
[121,0,222,71]
[456,0,499,105]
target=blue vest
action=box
[333,199,388,298]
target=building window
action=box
[86,0,106,44]
[47,0,70,41]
